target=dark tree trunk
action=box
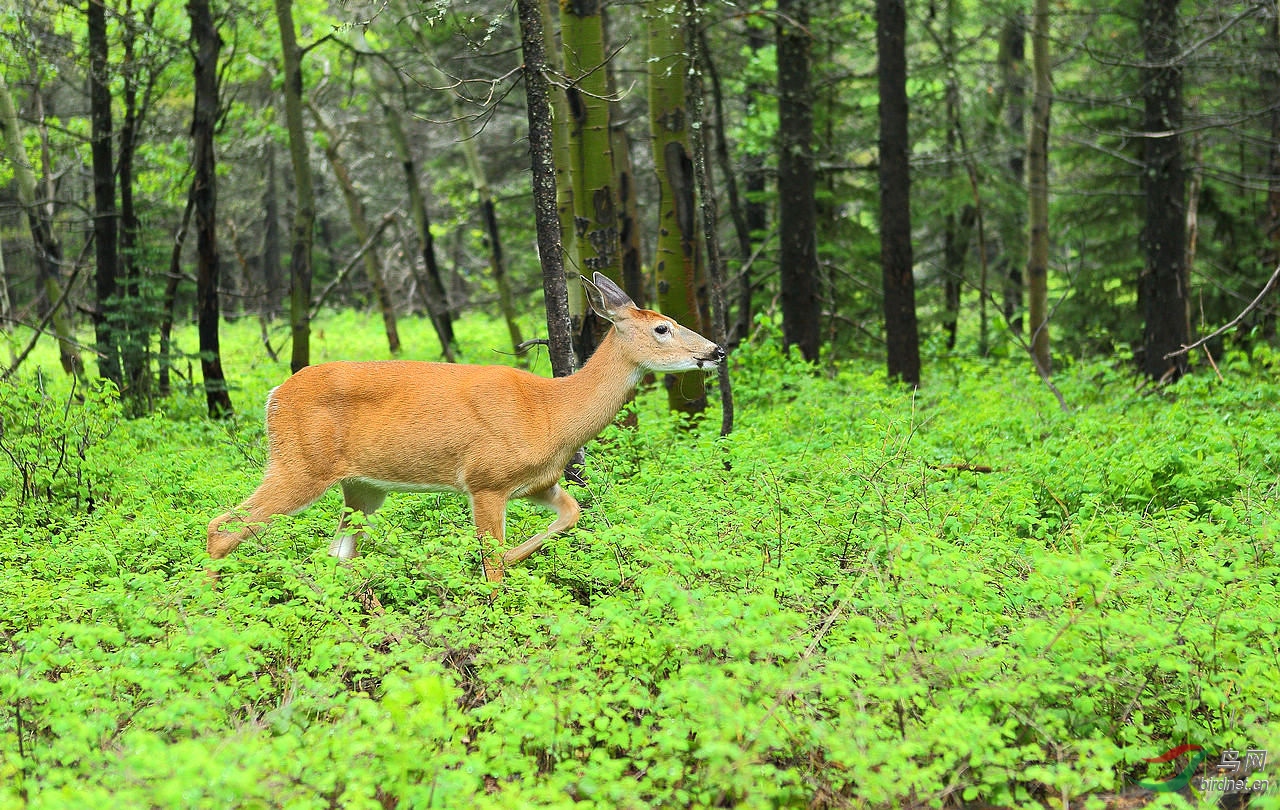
[118,7,149,411]
[1000,14,1027,334]
[686,1,734,437]
[776,0,821,363]
[1027,0,1051,374]
[517,0,576,378]
[88,0,121,387]
[189,0,233,417]
[1139,0,1188,381]
[701,28,753,346]
[877,0,921,386]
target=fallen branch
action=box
[927,463,996,474]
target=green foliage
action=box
[1,315,1278,808]
[0,373,119,510]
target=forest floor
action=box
[1,311,1277,809]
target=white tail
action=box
[208,273,724,582]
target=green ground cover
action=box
[1,313,1277,808]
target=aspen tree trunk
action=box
[1027,0,1051,376]
[877,0,921,386]
[517,0,576,379]
[647,0,707,414]
[189,0,234,417]
[275,0,314,373]
[561,0,621,359]
[308,105,401,355]
[0,73,83,379]
[537,0,583,361]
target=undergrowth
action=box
[0,311,1276,809]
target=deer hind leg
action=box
[469,490,509,583]
[330,480,387,559]
[502,484,581,569]
[207,465,335,559]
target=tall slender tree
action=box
[877,0,921,385]
[88,0,122,387]
[1139,0,1188,380]
[308,104,401,355]
[275,0,315,374]
[0,73,83,379]
[189,0,233,417]
[776,0,821,363]
[1027,0,1051,375]
[1000,14,1027,334]
[517,0,576,379]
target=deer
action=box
[207,273,725,583]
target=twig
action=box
[309,211,396,319]
[1164,261,1280,359]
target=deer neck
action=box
[552,328,642,448]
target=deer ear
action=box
[582,273,636,322]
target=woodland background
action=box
[0,0,1278,402]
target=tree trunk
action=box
[777,0,822,363]
[1139,0,1188,381]
[443,82,524,355]
[700,28,751,345]
[261,141,284,320]
[0,73,83,379]
[275,0,314,374]
[376,63,456,360]
[88,0,122,387]
[877,0,921,386]
[562,0,621,359]
[158,190,195,398]
[738,25,770,344]
[189,0,233,417]
[648,0,707,414]
[118,5,149,412]
[309,104,401,355]
[1027,0,1051,375]
[1264,12,1280,341]
[1000,14,1027,334]
[517,0,576,379]
[686,0,734,437]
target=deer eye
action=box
[654,323,670,336]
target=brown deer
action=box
[208,273,724,582]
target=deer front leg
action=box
[470,490,509,583]
[502,484,581,567]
